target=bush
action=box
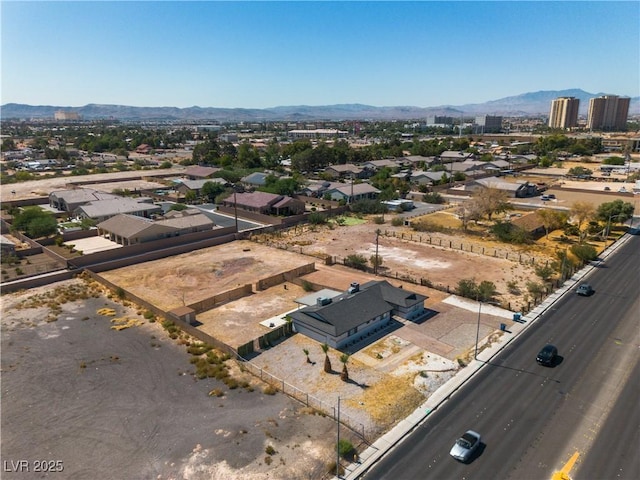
[490,221,531,244]
[308,212,327,225]
[570,244,598,262]
[344,254,368,271]
[457,278,478,298]
[391,217,404,227]
[263,385,277,395]
[337,439,354,458]
[423,192,445,204]
[301,280,314,292]
[372,216,385,224]
[265,445,276,456]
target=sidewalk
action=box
[336,233,633,480]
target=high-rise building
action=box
[474,115,502,134]
[587,95,630,131]
[548,97,579,129]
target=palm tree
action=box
[303,348,311,364]
[339,353,350,382]
[321,343,332,373]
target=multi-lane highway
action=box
[364,235,639,480]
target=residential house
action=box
[289,280,427,350]
[184,165,220,180]
[324,163,367,179]
[49,188,119,213]
[222,191,305,216]
[438,151,475,164]
[324,183,380,203]
[96,209,217,246]
[241,171,270,188]
[510,212,546,239]
[362,159,401,171]
[469,176,537,198]
[135,144,152,154]
[176,178,227,198]
[409,170,448,186]
[74,197,162,223]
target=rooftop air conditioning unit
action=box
[317,297,332,307]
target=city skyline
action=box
[2,1,639,109]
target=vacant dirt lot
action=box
[0,280,349,480]
[100,240,313,312]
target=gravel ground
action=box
[0,280,350,480]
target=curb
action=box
[336,233,632,480]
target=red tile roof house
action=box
[135,144,152,154]
[222,191,305,216]
[184,165,220,179]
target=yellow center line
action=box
[551,451,580,480]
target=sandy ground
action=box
[0,280,347,480]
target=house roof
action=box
[241,172,269,185]
[326,164,363,174]
[291,288,393,337]
[184,165,220,178]
[510,212,545,231]
[291,280,426,337]
[231,191,283,209]
[178,178,227,190]
[474,176,527,192]
[75,198,162,218]
[329,183,381,196]
[50,188,118,204]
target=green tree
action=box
[596,200,634,225]
[568,166,593,177]
[12,207,58,238]
[470,186,510,220]
[345,254,368,271]
[2,138,16,151]
[570,201,596,243]
[201,181,226,203]
[537,209,569,238]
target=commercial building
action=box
[474,115,503,134]
[548,97,580,129]
[587,95,630,131]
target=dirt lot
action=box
[100,240,314,312]
[0,280,347,480]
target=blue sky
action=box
[2,1,639,108]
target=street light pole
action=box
[374,229,381,275]
[474,297,482,360]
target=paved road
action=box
[363,235,640,480]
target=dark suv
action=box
[536,344,558,366]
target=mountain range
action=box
[2,89,638,122]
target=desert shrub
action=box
[143,310,155,320]
[301,280,314,292]
[344,254,368,271]
[337,439,354,458]
[372,216,385,224]
[263,385,277,395]
[208,388,224,397]
[265,445,276,455]
[391,217,404,227]
[187,343,213,355]
[350,199,387,214]
[563,224,580,236]
[457,278,478,298]
[423,192,445,204]
[570,243,598,262]
[411,221,448,233]
[308,212,327,225]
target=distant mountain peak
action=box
[2,89,637,121]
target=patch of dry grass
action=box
[346,375,424,429]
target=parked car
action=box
[540,194,550,201]
[576,283,594,296]
[547,194,556,199]
[536,344,558,366]
[450,430,482,462]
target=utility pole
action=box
[375,229,381,275]
[336,396,341,477]
[474,296,482,360]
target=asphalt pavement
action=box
[336,231,635,480]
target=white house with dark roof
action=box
[324,183,380,203]
[289,280,427,350]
